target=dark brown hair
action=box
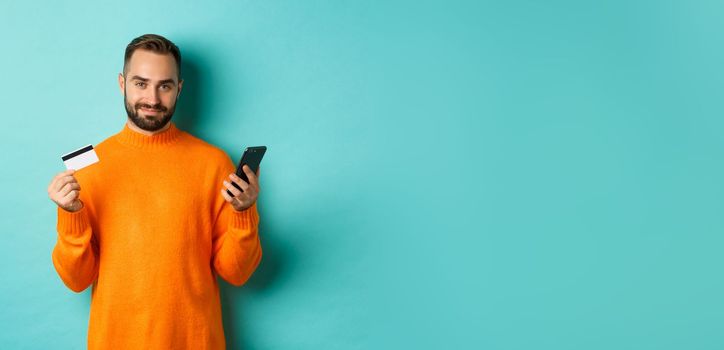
[123,34,181,79]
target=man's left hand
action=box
[221,165,261,212]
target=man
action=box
[47,34,262,349]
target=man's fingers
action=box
[58,183,71,197]
[220,189,235,203]
[51,176,66,192]
[221,188,249,206]
[61,189,79,204]
[232,171,260,198]
[54,169,75,180]
[223,180,243,197]
[59,182,80,197]
[242,165,259,187]
[49,170,76,191]
[48,170,79,209]
[52,170,75,185]
[49,176,61,192]
[229,173,250,191]
[53,175,76,191]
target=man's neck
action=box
[126,118,171,136]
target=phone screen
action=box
[228,146,267,196]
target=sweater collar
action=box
[115,121,182,148]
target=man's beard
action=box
[124,93,176,132]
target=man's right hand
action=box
[48,169,83,212]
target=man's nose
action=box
[144,87,160,105]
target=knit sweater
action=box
[51,121,262,349]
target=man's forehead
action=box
[126,49,179,81]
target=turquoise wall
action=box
[2,0,723,348]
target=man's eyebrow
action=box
[129,76,177,85]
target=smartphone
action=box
[227,146,267,196]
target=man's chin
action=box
[130,116,171,132]
[124,104,175,132]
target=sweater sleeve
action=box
[51,205,100,293]
[211,200,263,286]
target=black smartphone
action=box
[227,146,267,196]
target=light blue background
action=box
[1,0,723,349]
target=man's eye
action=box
[135,82,146,88]
[160,85,170,90]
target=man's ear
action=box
[118,73,125,95]
[177,79,184,97]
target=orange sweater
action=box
[52,121,262,349]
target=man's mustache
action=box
[136,103,167,112]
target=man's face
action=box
[119,49,183,132]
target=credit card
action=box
[61,144,99,170]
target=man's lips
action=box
[140,107,162,114]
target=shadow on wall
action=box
[219,203,295,349]
[178,50,293,349]
[174,53,203,133]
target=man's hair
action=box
[123,34,181,79]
